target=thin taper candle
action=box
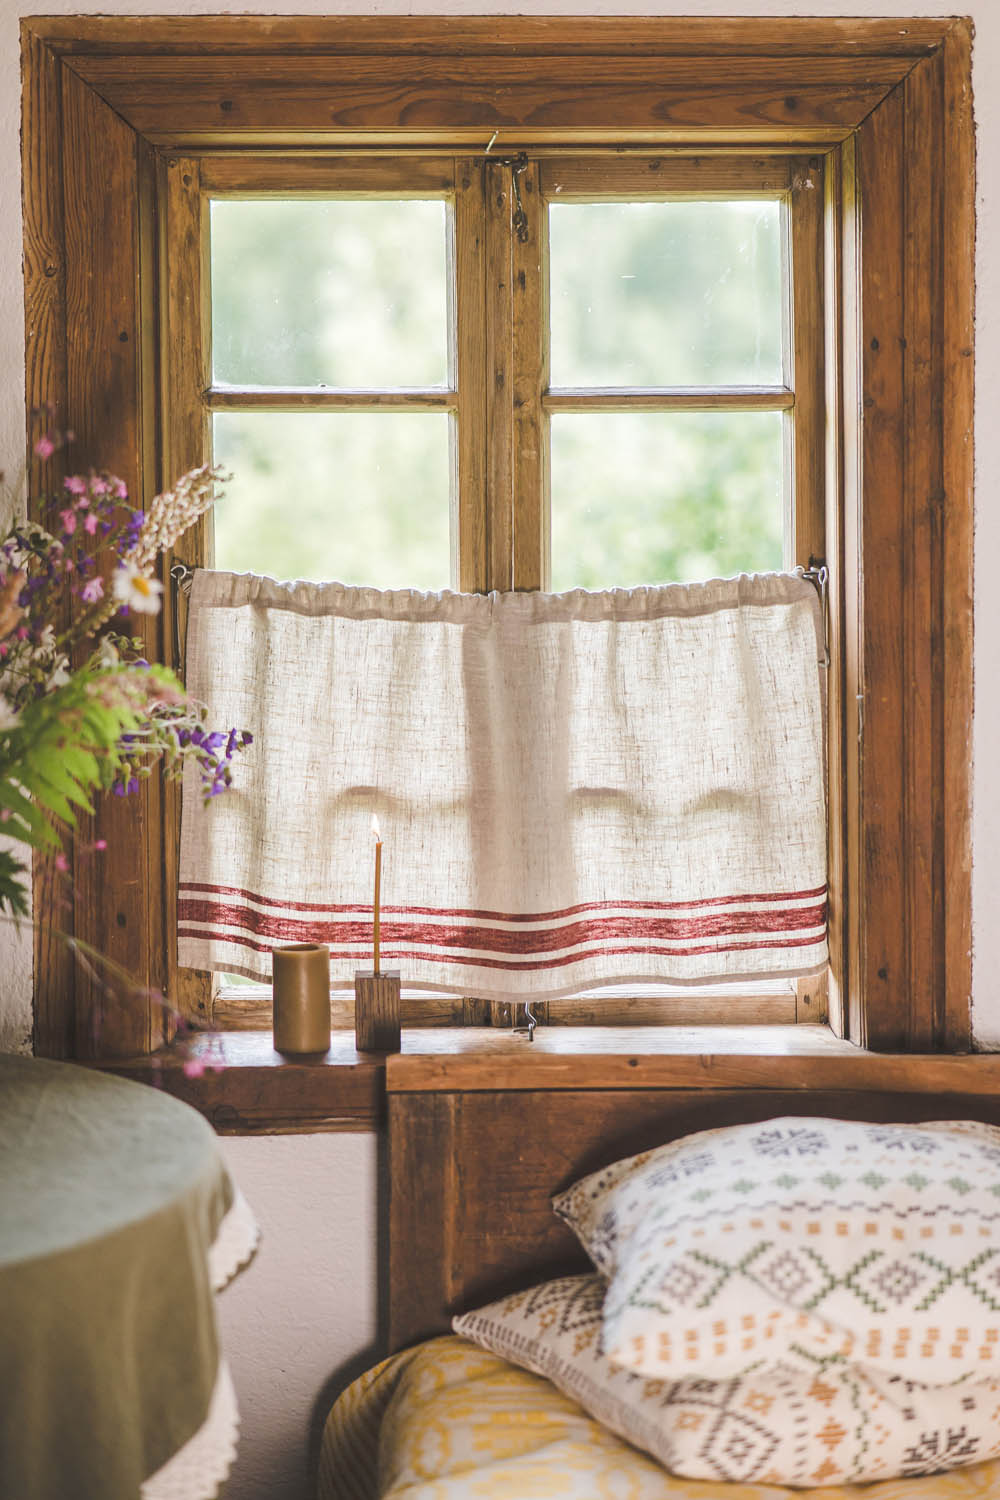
[371,813,382,976]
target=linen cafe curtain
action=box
[178,571,827,999]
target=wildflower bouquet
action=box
[0,428,250,917]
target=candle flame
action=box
[371,813,381,841]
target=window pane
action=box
[549,201,783,388]
[213,411,451,588]
[211,200,449,388]
[549,411,784,589]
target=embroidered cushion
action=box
[553,1116,1000,1382]
[454,1272,1000,1487]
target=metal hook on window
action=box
[482,141,530,244]
[802,559,830,669]
[509,154,530,244]
[170,561,195,668]
[512,1000,538,1042]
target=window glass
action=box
[549,411,784,589]
[212,411,451,588]
[210,199,449,388]
[549,200,783,388]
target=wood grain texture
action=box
[823,142,847,1041]
[355,971,402,1053]
[159,154,210,1027]
[789,154,826,568]
[21,25,75,1058]
[386,1033,1000,1095]
[543,387,794,412]
[511,158,546,590]
[388,1077,1000,1348]
[97,1030,385,1131]
[213,987,798,1030]
[65,56,899,142]
[29,17,951,60]
[454,157,488,593]
[540,154,794,197]
[200,154,454,195]
[484,158,514,590]
[59,65,165,1059]
[854,88,909,1049]
[939,20,975,1050]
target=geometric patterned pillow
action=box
[554,1117,1000,1383]
[453,1273,1000,1487]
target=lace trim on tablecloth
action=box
[209,1185,260,1291]
[141,1360,239,1500]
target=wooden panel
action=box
[544,387,794,412]
[484,159,513,590]
[511,159,547,590]
[453,158,488,592]
[386,1036,1000,1096]
[789,154,826,566]
[31,17,950,60]
[541,154,794,197]
[68,66,897,144]
[97,1029,385,1132]
[60,66,164,1059]
[200,154,454,195]
[852,87,908,1049]
[822,144,847,1041]
[159,155,210,1027]
[206,388,455,412]
[21,27,74,1058]
[212,987,798,1030]
[388,1079,1000,1348]
[901,53,943,1050]
[939,21,975,1050]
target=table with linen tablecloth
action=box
[0,1052,258,1500]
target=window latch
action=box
[483,142,531,243]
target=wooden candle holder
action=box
[355,969,401,1052]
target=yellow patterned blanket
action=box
[318,1336,1000,1500]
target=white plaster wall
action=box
[216,1133,380,1500]
[1,5,999,1498]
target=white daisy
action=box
[112,561,164,616]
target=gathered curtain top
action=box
[192,569,816,625]
[179,570,827,1000]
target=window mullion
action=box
[483,158,515,591]
[511,158,548,591]
[453,158,489,592]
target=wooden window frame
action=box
[21,16,974,1059]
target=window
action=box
[22,16,974,1058]
[199,155,822,598]
[188,151,826,1028]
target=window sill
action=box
[92,1024,996,1134]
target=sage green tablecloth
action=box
[0,1053,235,1500]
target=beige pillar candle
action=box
[272,943,331,1054]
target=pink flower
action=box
[182,1057,207,1078]
[80,577,104,603]
[115,480,129,500]
[34,435,55,460]
[64,475,87,495]
[93,838,107,851]
[59,509,77,535]
[90,477,108,496]
[54,853,69,873]
[83,513,99,535]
